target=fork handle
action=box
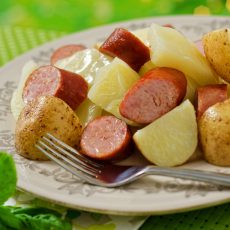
[145,166,230,187]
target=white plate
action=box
[1,16,230,216]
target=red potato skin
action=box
[22,65,88,110]
[99,28,150,72]
[80,116,132,161]
[195,84,228,120]
[119,67,187,124]
[50,44,86,65]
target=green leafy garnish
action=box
[0,206,72,230]
[0,152,17,205]
[0,152,73,229]
[0,206,23,229]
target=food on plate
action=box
[11,22,230,168]
[11,60,38,120]
[133,100,197,167]
[202,28,230,83]
[131,28,150,46]
[22,65,88,110]
[15,96,82,160]
[55,48,112,86]
[80,116,132,161]
[119,67,187,124]
[184,77,199,103]
[50,44,86,65]
[138,60,155,76]
[199,99,230,166]
[88,57,139,125]
[149,23,217,88]
[99,28,150,71]
[75,98,102,127]
[195,84,228,119]
[138,61,156,76]
[130,24,174,47]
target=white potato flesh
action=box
[148,23,217,86]
[131,27,149,46]
[75,98,102,127]
[133,100,198,167]
[138,60,155,76]
[184,77,199,103]
[88,58,140,125]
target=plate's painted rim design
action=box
[16,185,230,216]
[1,15,230,215]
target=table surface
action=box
[0,1,230,229]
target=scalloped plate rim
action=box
[1,15,230,216]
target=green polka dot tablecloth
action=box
[1,26,230,230]
[0,26,66,66]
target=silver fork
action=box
[35,133,230,188]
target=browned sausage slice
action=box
[80,116,132,161]
[99,28,150,72]
[23,65,88,110]
[51,44,86,65]
[195,84,228,120]
[119,67,187,124]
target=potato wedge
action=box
[88,57,140,126]
[199,98,230,166]
[15,96,82,160]
[133,100,197,167]
[148,23,217,87]
[202,28,230,83]
[75,98,102,127]
[138,60,155,76]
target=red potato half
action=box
[202,28,230,83]
[15,96,82,161]
[199,98,230,166]
[23,65,88,110]
[80,116,132,161]
[119,67,187,124]
[99,28,150,72]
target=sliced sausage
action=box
[99,28,150,72]
[80,116,132,161]
[195,84,228,120]
[51,44,86,65]
[22,65,88,110]
[119,67,187,124]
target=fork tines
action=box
[35,133,103,177]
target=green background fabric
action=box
[0,0,229,32]
[0,26,65,65]
[140,203,230,230]
[0,0,230,229]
